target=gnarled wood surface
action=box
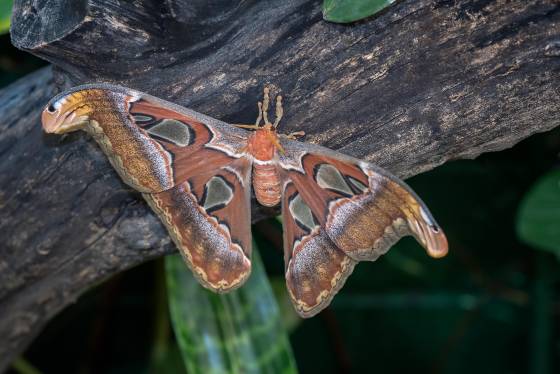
[1,0,559,370]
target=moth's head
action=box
[42,90,97,134]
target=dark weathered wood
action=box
[2,0,560,370]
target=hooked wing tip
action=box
[411,207,449,259]
[424,225,449,259]
[41,104,59,133]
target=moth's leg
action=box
[273,95,283,128]
[228,133,250,141]
[235,124,261,129]
[255,101,263,126]
[280,131,306,140]
[262,87,271,125]
[267,132,286,154]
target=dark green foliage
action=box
[0,34,46,87]
[517,169,560,256]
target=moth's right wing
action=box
[278,140,448,317]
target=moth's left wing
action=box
[279,140,448,317]
[42,84,255,292]
[42,84,250,193]
[120,88,254,291]
[145,157,253,292]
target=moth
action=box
[42,84,448,317]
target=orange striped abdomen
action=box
[253,163,282,207]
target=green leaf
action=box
[150,259,188,374]
[0,0,12,35]
[517,169,560,256]
[323,0,395,23]
[268,276,302,333]
[166,245,298,374]
[10,356,43,374]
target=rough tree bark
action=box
[1,0,559,370]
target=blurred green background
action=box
[2,4,560,373]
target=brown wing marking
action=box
[144,158,252,292]
[324,170,448,261]
[129,97,242,186]
[281,181,356,317]
[280,151,447,316]
[186,158,252,259]
[129,98,213,155]
[286,153,447,262]
[287,154,370,227]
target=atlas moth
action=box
[42,85,448,317]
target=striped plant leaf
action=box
[166,244,298,374]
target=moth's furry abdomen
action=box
[253,163,282,207]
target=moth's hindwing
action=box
[282,181,357,317]
[144,157,253,292]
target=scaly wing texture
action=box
[122,89,254,291]
[281,181,357,317]
[45,84,249,193]
[279,140,448,317]
[43,84,254,292]
[122,89,255,292]
[127,96,246,186]
[145,157,253,292]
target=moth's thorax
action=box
[246,126,278,161]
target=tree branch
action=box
[2,0,559,370]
